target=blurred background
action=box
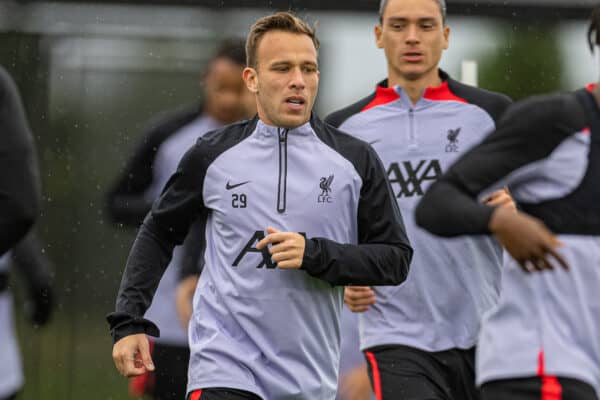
[2,0,597,399]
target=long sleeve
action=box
[107,142,208,342]
[179,217,207,281]
[0,67,40,255]
[302,145,413,286]
[415,94,582,237]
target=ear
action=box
[443,25,450,50]
[375,24,384,49]
[243,67,259,93]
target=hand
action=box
[489,207,569,273]
[176,275,198,330]
[344,286,376,312]
[256,227,305,269]
[338,364,373,400]
[485,187,516,212]
[112,334,155,377]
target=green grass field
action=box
[14,310,135,400]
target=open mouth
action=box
[286,97,306,105]
[403,52,424,61]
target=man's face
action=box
[204,57,255,124]
[243,30,319,128]
[376,0,449,82]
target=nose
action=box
[405,24,420,45]
[289,67,306,90]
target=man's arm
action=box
[303,146,412,286]
[107,142,208,376]
[259,145,412,286]
[416,95,580,271]
[415,95,576,237]
[0,67,40,254]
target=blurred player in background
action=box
[416,7,600,399]
[106,39,254,400]
[326,0,513,399]
[0,66,54,400]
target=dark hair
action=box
[588,6,600,52]
[213,39,247,66]
[246,11,319,68]
[379,0,447,24]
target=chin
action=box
[279,114,310,128]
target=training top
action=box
[326,70,511,352]
[0,66,40,256]
[108,114,413,400]
[416,86,600,394]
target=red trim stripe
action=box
[362,85,401,112]
[537,350,562,400]
[365,351,383,400]
[189,389,202,400]
[423,81,468,103]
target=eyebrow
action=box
[386,17,438,23]
[270,60,318,67]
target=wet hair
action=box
[588,6,600,52]
[245,11,319,68]
[379,0,447,24]
[212,39,247,66]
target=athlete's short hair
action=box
[588,6,600,52]
[379,0,447,24]
[213,39,247,66]
[245,11,319,69]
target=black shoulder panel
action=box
[324,92,376,128]
[446,77,512,123]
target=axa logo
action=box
[318,174,334,203]
[233,230,306,268]
[445,127,461,153]
[387,159,442,198]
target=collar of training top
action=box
[254,117,314,138]
[367,69,467,111]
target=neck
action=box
[387,67,442,105]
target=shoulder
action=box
[324,89,378,128]
[311,115,381,175]
[182,117,258,166]
[446,77,512,122]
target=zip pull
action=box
[277,128,289,213]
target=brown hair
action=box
[245,11,319,68]
[588,6,600,52]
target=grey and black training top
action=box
[416,86,600,394]
[108,114,412,400]
[327,70,511,352]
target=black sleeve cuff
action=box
[106,312,160,343]
[301,237,335,281]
